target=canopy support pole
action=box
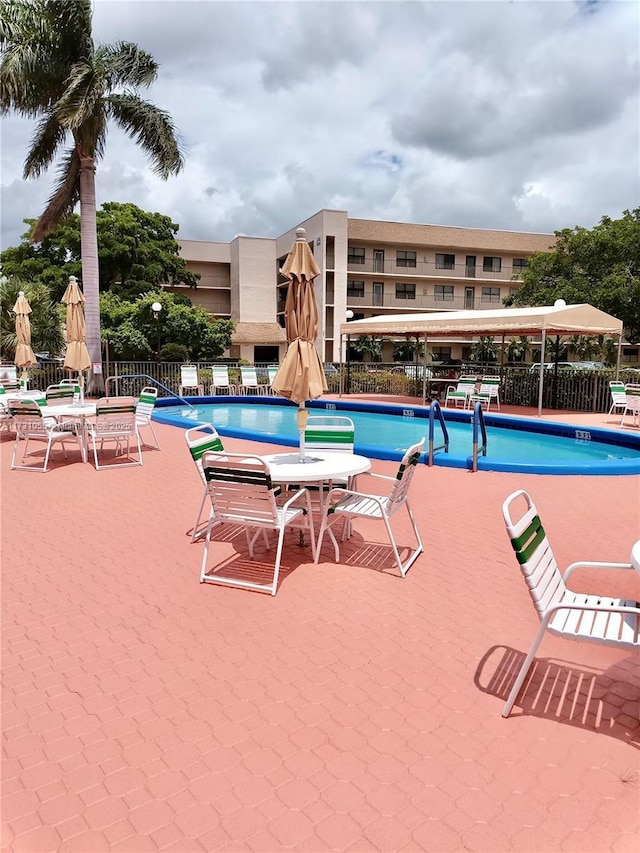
[338,332,344,396]
[537,330,546,416]
[422,333,428,406]
[615,333,622,380]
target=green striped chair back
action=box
[305,416,355,453]
[46,384,75,401]
[202,452,278,525]
[268,366,279,385]
[8,399,43,419]
[503,490,564,619]
[212,365,233,388]
[185,425,224,483]
[388,437,425,508]
[1,381,21,393]
[95,397,136,432]
[136,387,158,419]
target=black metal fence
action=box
[11,360,640,413]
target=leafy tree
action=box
[513,209,640,343]
[506,336,530,363]
[0,276,65,360]
[1,204,199,302]
[351,335,386,362]
[393,337,424,362]
[471,336,497,362]
[0,0,183,391]
[100,291,234,361]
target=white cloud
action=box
[1,0,638,250]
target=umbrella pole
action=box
[297,403,308,462]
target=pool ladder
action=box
[104,374,196,409]
[427,400,449,466]
[471,401,487,472]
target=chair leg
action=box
[191,486,210,542]
[147,421,160,450]
[502,621,548,717]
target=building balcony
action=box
[346,258,524,281]
[346,293,507,312]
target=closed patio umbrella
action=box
[271,227,327,461]
[62,276,91,403]
[13,290,37,388]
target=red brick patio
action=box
[2,404,639,852]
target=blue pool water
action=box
[154,398,640,475]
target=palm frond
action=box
[23,110,67,178]
[96,42,158,89]
[53,59,100,127]
[108,93,183,177]
[31,146,80,242]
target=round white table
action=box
[631,540,640,573]
[262,450,371,487]
[40,402,97,463]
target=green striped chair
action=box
[8,399,81,472]
[136,387,160,450]
[239,366,266,395]
[267,366,279,395]
[88,397,142,469]
[199,451,315,595]
[501,489,640,718]
[185,425,225,542]
[470,376,501,411]
[314,437,425,577]
[45,384,75,402]
[209,365,237,396]
[444,376,476,408]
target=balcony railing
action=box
[346,258,524,281]
[346,293,505,311]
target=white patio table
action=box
[39,402,97,464]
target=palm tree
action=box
[0,0,183,392]
[0,277,65,361]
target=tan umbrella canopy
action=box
[13,291,37,384]
[271,227,328,460]
[62,276,91,401]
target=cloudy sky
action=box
[1,0,639,250]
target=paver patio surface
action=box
[1,404,639,852]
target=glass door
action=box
[466,255,476,278]
[465,287,475,310]
[373,282,384,306]
[373,250,385,273]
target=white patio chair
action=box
[314,437,425,577]
[500,489,640,718]
[199,451,315,596]
[87,397,142,469]
[622,384,640,427]
[184,424,225,542]
[268,366,279,395]
[470,376,501,411]
[607,381,627,420]
[209,365,237,396]
[8,399,81,472]
[239,366,265,395]
[179,365,204,397]
[444,376,476,408]
[136,386,160,450]
[45,383,75,403]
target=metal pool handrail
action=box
[105,374,196,409]
[427,400,449,466]
[471,401,487,472]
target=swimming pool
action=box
[154,397,640,475]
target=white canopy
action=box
[339,303,623,338]
[339,303,624,415]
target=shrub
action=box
[160,343,189,362]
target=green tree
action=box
[506,336,530,363]
[1,204,199,302]
[0,0,183,391]
[471,336,497,362]
[100,291,234,361]
[513,209,640,343]
[351,335,385,362]
[0,277,65,360]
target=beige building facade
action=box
[173,210,638,365]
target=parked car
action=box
[572,361,606,369]
[391,364,433,379]
[323,363,339,376]
[529,362,579,373]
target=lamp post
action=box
[151,301,162,361]
[345,309,354,395]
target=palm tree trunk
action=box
[78,153,105,395]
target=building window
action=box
[347,280,365,298]
[512,257,528,273]
[348,246,365,265]
[434,285,454,301]
[483,256,502,273]
[623,348,638,363]
[435,253,455,270]
[481,287,501,303]
[396,250,417,268]
[431,347,451,362]
[395,282,416,299]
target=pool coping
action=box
[153,395,640,476]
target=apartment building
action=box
[176,208,621,364]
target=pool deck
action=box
[2,399,639,852]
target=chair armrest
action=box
[563,560,634,581]
[352,471,396,486]
[282,487,310,511]
[544,600,640,619]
